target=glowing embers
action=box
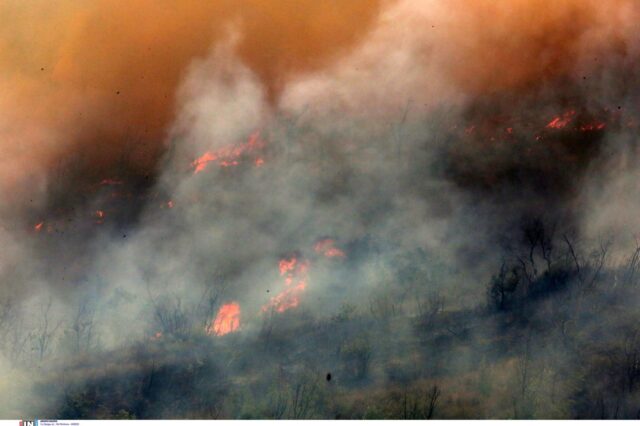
[546,110,576,129]
[579,122,606,132]
[193,152,217,173]
[458,108,610,146]
[314,238,346,258]
[263,255,309,313]
[94,210,105,224]
[206,302,241,336]
[192,131,265,174]
[545,110,606,132]
[33,221,54,233]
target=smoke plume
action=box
[2,0,640,418]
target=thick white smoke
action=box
[4,0,640,417]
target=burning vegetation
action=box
[207,302,241,336]
[314,238,346,259]
[192,131,266,173]
[4,0,640,420]
[263,255,309,313]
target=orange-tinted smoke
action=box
[431,0,640,95]
[2,0,638,210]
[0,0,381,206]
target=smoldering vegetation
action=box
[3,0,640,419]
[8,219,640,419]
[5,101,640,418]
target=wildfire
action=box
[206,302,241,336]
[264,255,309,313]
[546,110,576,129]
[458,106,611,147]
[279,256,298,275]
[314,238,346,258]
[193,152,218,173]
[94,210,105,224]
[220,160,239,167]
[580,122,606,132]
[192,131,265,174]
[264,282,307,313]
[34,221,44,232]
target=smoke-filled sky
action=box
[0,0,380,207]
[0,0,636,193]
[1,0,636,197]
[2,0,640,417]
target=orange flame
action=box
[314,238,346,258]
[193,152,218,174]
[264,255,309,313]
[546,110,575,129]
[580,122,606,131]
[279,257,298,275]
[34,221,44,232]
[265,282,307,313]
[192,131,265,174]
[207,302,241,336]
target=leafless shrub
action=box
[151,295,191,339]
[31,297,62,362]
